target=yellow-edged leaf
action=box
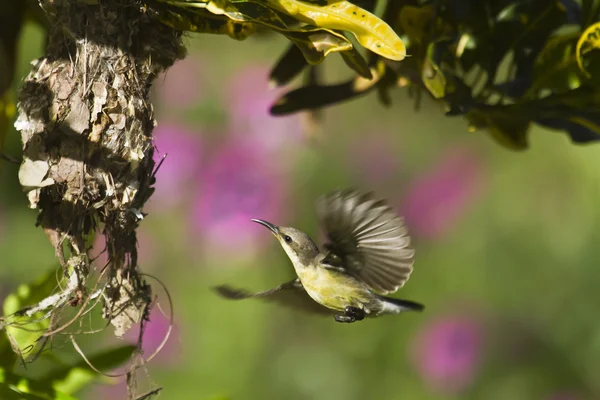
[576,22,600,78]
[157,0,356,64]
[266,0,406,61]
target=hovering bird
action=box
[215,189,424,323]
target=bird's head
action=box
[251,219,319,268]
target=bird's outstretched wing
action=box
[214,279,334,316]
[316,189,415,294]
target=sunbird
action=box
[215,189,424,323]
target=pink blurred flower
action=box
[192,141,287,252]
[123,306,180,364]
[90,380,126,400]
[402,146,484,239]
[155,56,205,108]
[412,314,484,394]
[348,135,400,184]
[149,122,203,210]
[225,64,303,154]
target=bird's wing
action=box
[316,189,414,294]
[214,279,334,316]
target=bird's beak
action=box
[251,219,279,235]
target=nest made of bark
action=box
[3,0,186,390]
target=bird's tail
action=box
[379,295,425,314]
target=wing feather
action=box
[214,280,333,316]
[316,189,415,294]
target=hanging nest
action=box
[6,0,185,375]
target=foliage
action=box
[0,268,137,399]
[144,0,600,150]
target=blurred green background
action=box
[2,20,600,400]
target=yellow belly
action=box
[297,267,372,312]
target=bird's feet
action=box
[334,306,365,323]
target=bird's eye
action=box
[284,235,293,243]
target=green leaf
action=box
[269,44,308,87]
[466,107,531,150]
[0,330,17,370]
[277,28,353,65]
[2,268,62,362]
[526,33,588,98]
[156,0,355,65]
[270,68,381,114]
[264,0,406,60]
[456,0,568,79]
[422,41,448,99]
[397,4,435,46]
[576,22,600,79]
[339,48,373,80]
[0,368,77,400]
[44,345,136,395]
[536,105,600,143]
[226,1,355,63]
[499,1,568,53]
[147,4,255,40]
[271,79,366,114]
[582,0,600,28]
[269,37,373,83]
[159,0,407,60]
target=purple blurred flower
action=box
[402,146,484,239]
[90,380,126,400]
[149,122,203,210]
[348,134,400,184]
[123,306,180,364]
[155,56,205,108]
[412,314,484,394]
[225,64,303,154]
[192,141,287,252]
